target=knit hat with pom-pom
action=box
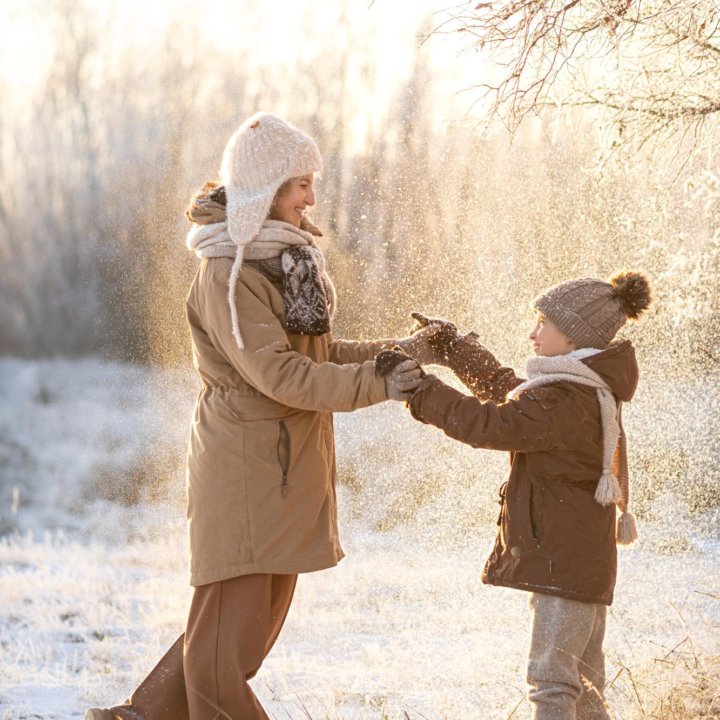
[533,271,653,348]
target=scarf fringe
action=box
[594,471,622,506]
[511,361,622,511]
[616,510,639,545]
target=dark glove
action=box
[409,312,459,358]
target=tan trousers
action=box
[527,593,612,720]
[110,573,297,720]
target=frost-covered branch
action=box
[435,0,720,153]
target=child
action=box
[390,272,652,720]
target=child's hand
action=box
[396,326,442,365]
[397,312,459,363]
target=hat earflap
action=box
[227,248,246,350]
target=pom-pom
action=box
[609,271,652,320]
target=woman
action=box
[85,113,429,720]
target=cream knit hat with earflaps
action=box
[218,112,323,349]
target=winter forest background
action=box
[1,1,719,719]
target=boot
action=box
[84,709,114,720]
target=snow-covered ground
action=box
[1,358,718,719]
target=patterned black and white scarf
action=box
[186,184,336,340]
[281,245,335,335]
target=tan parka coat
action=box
[185,257,389,586]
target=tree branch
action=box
[434,0,720,156]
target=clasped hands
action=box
[378,313,459,402]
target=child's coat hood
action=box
[580,340,639,402]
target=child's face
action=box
[529,314,576,357]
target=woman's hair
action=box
[187,178,293,217]
[185,182,226,220]
[269,179,293,208]
[207,183,226,205]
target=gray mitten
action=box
[375,348,424,401]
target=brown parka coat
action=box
[409,334,639,606]
[185,257,389,586]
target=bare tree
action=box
[433,0,720,157]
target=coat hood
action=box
[581,340,639,402]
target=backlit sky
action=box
[0,0,484,149]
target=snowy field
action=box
[1,358,719,720]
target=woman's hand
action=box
[374,348,425,401]
[384,359,424,401]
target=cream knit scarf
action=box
[508,348,638,544]
[187,219,337,349]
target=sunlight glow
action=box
[0,0,485,154]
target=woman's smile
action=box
[269,174,315,227]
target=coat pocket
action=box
[496,481,508,526]
[277,420,291,497]
[529,482,543,541]
[240,418,296,558]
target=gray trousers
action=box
[527,593,612,720]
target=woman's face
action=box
[529,314,576,357]
[269,174,315,227]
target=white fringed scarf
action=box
[186,218,337,349]
[508,348,638,545]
